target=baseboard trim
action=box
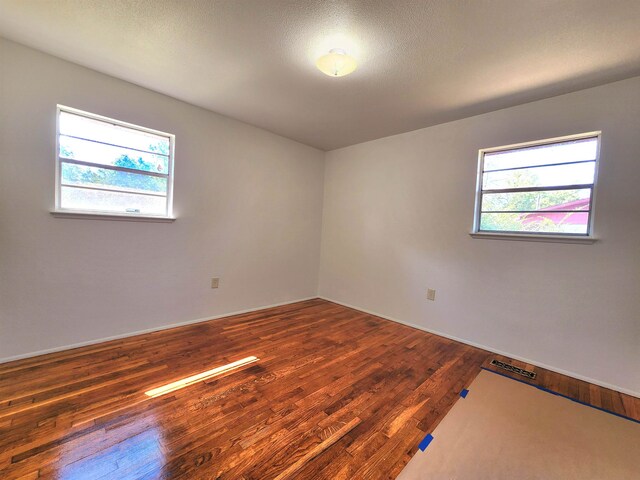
[319,296,640,399]
[0,297,317,365]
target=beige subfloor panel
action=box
[398,370,640,479]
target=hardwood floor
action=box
[0,299,637,479]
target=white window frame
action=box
[470,132,601,244]
[52,105,176,222]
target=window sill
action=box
[51,211,176,223]
[469,232,596,244]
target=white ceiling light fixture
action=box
[316,48,357,77]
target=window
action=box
[55,106,174,219]
[473,132,600,238]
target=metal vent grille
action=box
[490,359,537,379]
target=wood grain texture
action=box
[0,299,637,479]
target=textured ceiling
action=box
[1,0,640,150]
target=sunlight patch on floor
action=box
[144,356,259,398]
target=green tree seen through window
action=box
[60,141,168,193]
[480,170,582,232]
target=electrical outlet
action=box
[211,277,220,289]
[426,288,436,301]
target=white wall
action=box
[319,77,640,396]
[0,39,325,360]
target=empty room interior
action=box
[1,1,640,479]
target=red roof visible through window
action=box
[522,198,590,225]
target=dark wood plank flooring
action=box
[0,299,637,479]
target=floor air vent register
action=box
[490,359,537,379]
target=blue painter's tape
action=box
[480,367,640,425]
[460,388,469,398]
[418,433,434,451]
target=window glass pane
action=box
[61,186,167,215]
[479,212,589,235]
[482,162,595,190]
[59,135,169,174]
[61,163,167,195]
[481,188,591,212]
[59,111,170,154]
[483,137,597,171]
